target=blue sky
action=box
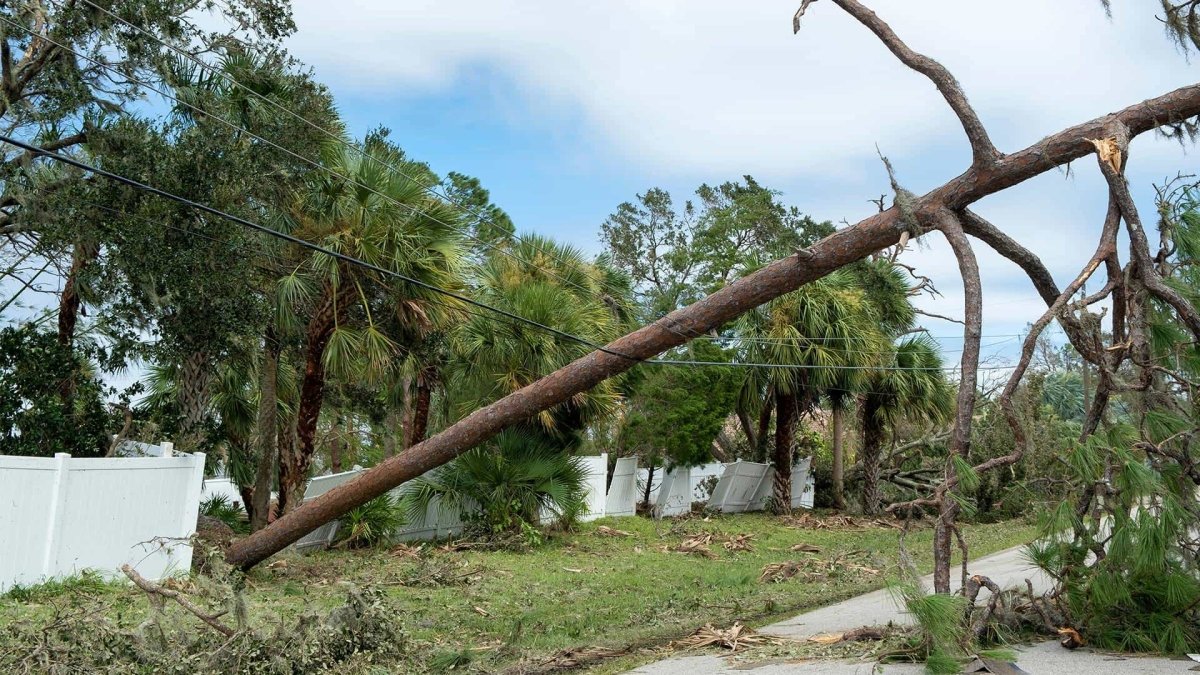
[283,0,1198,370]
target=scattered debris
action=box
[790,543,822,553]
[786,513,903,531]
[522,646,632,672]
[596,525,633,537]
[1057,627,1085,650]
[472,605,489,617]
[672,622,784,652]
[807,626,888,645]
[723,533,755,552]
[668,533,717,559]
[760,560,809,583]
[389,543,425,559]
[760,551,882,583]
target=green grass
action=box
[0,513,1034,672]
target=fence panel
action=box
[653,466,692,518]
[605,457,638,517]
[578,453,608,522]
[0,451,205,592]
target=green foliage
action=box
[402,430,589,545]
[0,326,113,457]
[621,341,740,467]
[199,494,250,535]
[336,494,407,549]
[1026,426,1200,654]
[600,177,833,320]
[889,583,970,674]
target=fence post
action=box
[160,441,174,457]
[41,453,72,579]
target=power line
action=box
[33,2,657,327]
[2,136,1016,376]
[0,134,646,360]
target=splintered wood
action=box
[671,622,784,652]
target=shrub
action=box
[199,494,249,535]
[336,494,406,549]
[402,429,588,545]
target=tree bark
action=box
[404,368,433,449]
[330,414,343,474]
[643,462,656,505]
[832,405,846,510]
[249,328,280,532]
[860,400,884,515]
[383,408,399,458]
[226,82,1200,571]
[177,350,212,453]
[755,390,774,463]
[773,389,797,513]
[56,239,97,403]
[280,291,338,514]
[736,406,758,451]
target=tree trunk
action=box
[56,240,96,349]
[643,462,656,505]
[755,391,774,463]
[383,408,399,458]
[330,414,343,474]
[225,85,1200,570]
[860,401,884,515]
[56,239,97,403]
[177,350,212,453]
[404,369,433,449]
[249,328,280,532]
[279,292,338,514]
[772,390,797,513]
[832,406,846,510]
[736,406,758,451]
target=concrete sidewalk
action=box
[628,545,1193,674]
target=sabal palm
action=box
[738,270,884,511]
[274,136,466,511]
[449,234,627,447]
[859,335,952,514]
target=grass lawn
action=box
[0,513,1035,673]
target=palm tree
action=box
[738,270,883,512]
[273,135,466,512]
[448,235,628,448]
[826,259,919,510]
[859,335,953,514]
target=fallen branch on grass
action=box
[120,564,234,638]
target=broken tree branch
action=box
[830,0,1000,167]
[223,44,1200,573]
[120,564,235,637]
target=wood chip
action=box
[596,525,633,537]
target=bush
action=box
[199,494,249,535]
[336,494,406,549]
[402,429,588,546]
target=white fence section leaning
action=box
[604,456,639,517]
[653,466,692,518]
[578,453,608,522]
[0,450,206,593]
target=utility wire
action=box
[2,135,1018,373]
[33,2,658,327]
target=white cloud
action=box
[286,0,1194,176]
[280,0,1199,350]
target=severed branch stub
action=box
[120,564,235,638]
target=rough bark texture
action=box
[250,328,280,532]
[932,214,982,595]
[772,390,797,513]
[860,400,884,515]
[177,350,212,453]
[225,76,1200,572]
[404,369,433,449]
[280,290,338,514]
[832,406,846,510]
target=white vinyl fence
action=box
[284,453,819,552]
[604,456,639,517]
[0,451,206,593]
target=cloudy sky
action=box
[275,0,1199,366]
